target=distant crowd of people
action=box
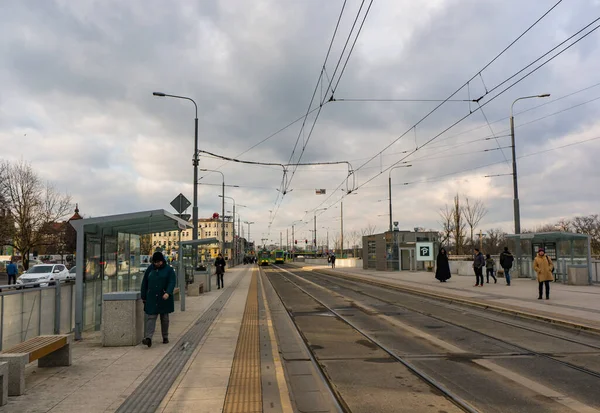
[435,246,553,299]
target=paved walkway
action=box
[157,270,252,413]
[299,264,600,330]
[0,268,248,413]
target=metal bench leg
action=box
[0,362,8,405]
[0,354,28,396]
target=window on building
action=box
[153,241,157,245]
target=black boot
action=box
[163,338,169,344]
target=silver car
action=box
[17,264,69,287]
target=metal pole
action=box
[510,115,520,235]
[340,202,344,257]
[238,216,241,263]
[314,214,317,253]
[178,229,185,311]
[222,181,225,257]
[193,116,199,267]
[232,203,236,265]
[389,176,393,232]
[73,225,85,340]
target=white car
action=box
[139,263,150,273]
[17,264,69,287]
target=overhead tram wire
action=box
[348,0,566,176]
[284,0,373,195]
[307,7,594,214]
[364,134,600,190]
[351,16,600,192]
[284,0,348,181]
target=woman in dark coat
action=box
[141,251,176,347]
[214,253,226,289]
[435,248,451,282]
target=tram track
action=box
[299,269,600,380]
[262,265,479,413]
[267,264,600,413]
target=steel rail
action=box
[271,265,481,413]
[304,270,600,381]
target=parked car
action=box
[17,264,70,287]
[68,266,77,280]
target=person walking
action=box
[6,259,18,285]
[435,248,451,283]
[330,252,336,269]
[499,247,514,286]
[534,248,553,300]
[473,248,485,287]
[485,254,497,284]
[141,251,176,347]
[215,253,226,289]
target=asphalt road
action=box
[264,265,600,413]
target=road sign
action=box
[170,193,191,214]
[416,242,434,261]
[315,189,326,195]
[175,213,191,222]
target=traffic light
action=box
[305,240,307,244]
[313,239,316,245]
[295,240,297,244]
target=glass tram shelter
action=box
[70,209,192,340]
[506,232,592,284]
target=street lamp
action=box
[510,94,550,234]
[308,208,327,254]
[199,169,225,258]
[244,221,254,249]
[220,196,247,265]
[153,92,200,247]
[388,164,413,232]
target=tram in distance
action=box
[259,250,271,266]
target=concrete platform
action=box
[298,263,600,333]
[0,265,334,413]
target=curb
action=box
[306,266,600,336]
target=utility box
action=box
[102,291,144,347]
[567,265,588,286]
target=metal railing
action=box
[0,280,75,351]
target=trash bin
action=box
[102,291,144,347]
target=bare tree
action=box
[463,197,488,248]
[1,160,72,269]
[347,230,361,257]
[571,215,600,254]
[452,194,466,254]
[438,204,454,246]
[482,228,507,255]
[361,223,377,236]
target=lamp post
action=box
[153,92,200,250]
[199,169,226,258]
[388,164,413,232]
[308,208,327,254]
[510,94,550,235]
[220,195,236,264]
[244,221,254,246]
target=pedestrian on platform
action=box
[499,247,514,286]
[141,251,176,347]
[485,254,497,284]
[215,253,226,289]
[534,248,553,300]
[473,248,485,287]
[330,252,336,269]
[6,259,18,285]
[435,248,451,283]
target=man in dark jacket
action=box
[6,260,18,285]
[214,253,226,289]
[473,248,485,287]
[499,247,514,286]
[141,251,176,347]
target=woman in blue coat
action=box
[141,251,176,347]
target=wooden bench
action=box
[0,334,72,396]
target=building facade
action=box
[151,218,235,259]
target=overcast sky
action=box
[2,0,600,246]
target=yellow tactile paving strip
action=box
[223,270,262,413]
